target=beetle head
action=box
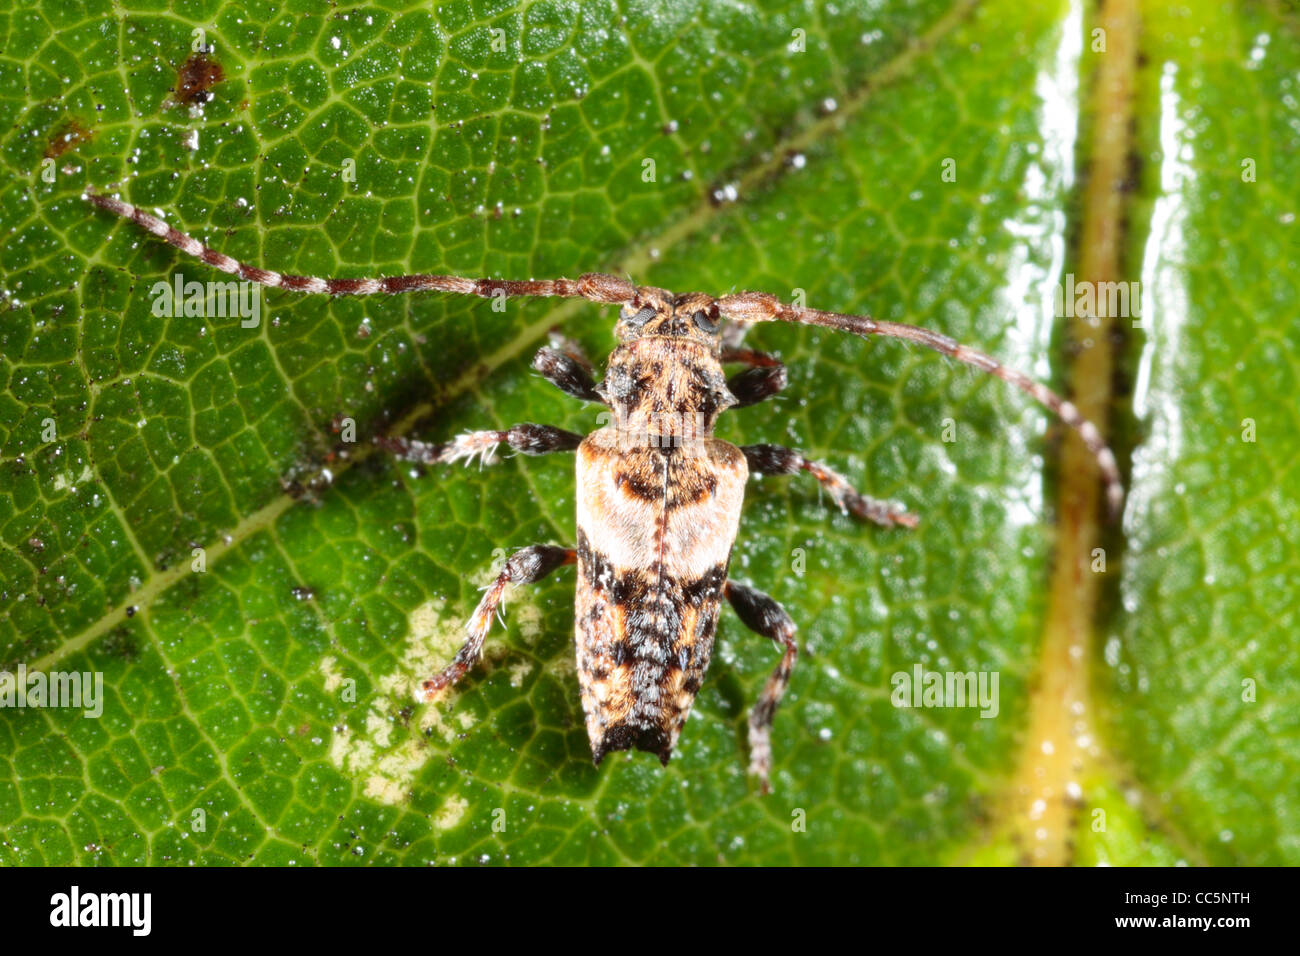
[615,290,722,350]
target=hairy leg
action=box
[721,347,788,408]
[532,344,604,404]
[419,545,577,700]
[725,580,798,794]
[378,423,584,467]
[741,443,917,528]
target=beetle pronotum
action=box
[87,190,1123,791]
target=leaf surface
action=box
[0,0,1294,865]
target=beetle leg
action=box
[727,364,787,408]
[545,330,595,371]
[378,423,584,467]
[419,545,577,700]
[740,443,917,528]
[725,580,798,794]
[719,319,752,352]
[721,348,787,408]
[532,346,604,404]
[721,346,781,368]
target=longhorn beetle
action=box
[87,191,1123,792]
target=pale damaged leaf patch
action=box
[50,465,95,493]
[433,795,469,832]
[321,598,478,806]
[320,586,562,805]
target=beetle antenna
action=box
[85,191,637,307]
[716,290,1124,519]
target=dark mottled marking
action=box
[576,529,615,592]
[664,457,719,508]
[175,52,224,106]
[593,723,671,765]
[681,565,727,607]
[45,119,93,159]
[615,466,664,501]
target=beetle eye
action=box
[692,310,719,333]
[623,305,657,327]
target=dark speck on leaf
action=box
[102,628,139,661]
[175,52,224,106]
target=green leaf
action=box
[0,0,1295,865]
[1089,1,1300,866]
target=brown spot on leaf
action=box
[175,52,224,106]
[44,120,93,159]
